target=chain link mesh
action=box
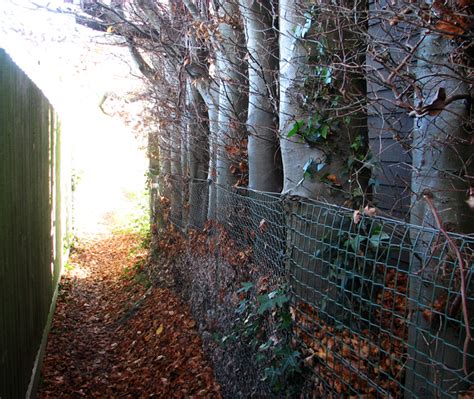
[161,178,474,398]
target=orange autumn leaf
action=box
[434,20,466,37]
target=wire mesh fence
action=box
[162,178,474,398]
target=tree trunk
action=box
[158,122,171,225]
[181,108,190,229]
[279,0,369,322]
[279,0,367,201]
[406,23,474,398]
[148,130,161,228]
[181,0,219,222]
[207,103,219,221]
[279,0,324,199]
[170,119,183,228]
[187,82,210,229]
[215,0,247,218]
[240,0,282,193]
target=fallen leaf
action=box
[353,210,362,224]
[363,205,377,217]
[156,324,164,335]
[38,233,222,398]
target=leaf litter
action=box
[38,233,221,398]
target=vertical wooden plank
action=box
[0,48,64,399]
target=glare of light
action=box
[0,0,149,237]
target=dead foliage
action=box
[188,222,253,267]
[293,270,409,398]
[225,137,248,187]
[38,233,221,398]
[151,224,278,397]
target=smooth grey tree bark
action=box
[180,106,190,229]
[206,101,219,221]
[215,0,248,216]
[170,115,183,227]
[187,82,210,229]
[182,0,223,221]
[279,0,367,201]
[406,22,474,398]
[240,0,282,192]
[158,122,171,226]
[148,129,161,226]
[279,0,325,199]
[279,0,369,322]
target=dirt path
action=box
[38,234,221,398]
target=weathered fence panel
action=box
[0,49,70,399]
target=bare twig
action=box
[423,190,472,375]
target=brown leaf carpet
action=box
[38,234,221,398]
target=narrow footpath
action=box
[38,234,221,398]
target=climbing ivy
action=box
[223,282,302,394]
[287,2,373,207]
[321,212,393,325]
[287,113,331,146]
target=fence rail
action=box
[158,178,474,398]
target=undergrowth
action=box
[223,282,303,395]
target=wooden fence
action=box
[0,48,71,399]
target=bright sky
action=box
[0,0,150,236]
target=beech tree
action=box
[278,0,370,312]
[240,0,281,192]
[187,82,210,228]
[70,0,473,394]
[279,1,369,202]
[406,1,474,395]
[214,0,247,216]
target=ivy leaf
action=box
[371,223,382,235]
[331,95,341,107]
[259,339,273,351]
[320,125,329,139]
[318,66,332,85]
[302,115,330,144]
[351,135,363,151]
[257,294,273,314]
[237,282,254,293]
[287,120,304,138]
[256,352,266,363]
[279,348,301,373]
[303,158,315,178]
[349,235,366,252]
[274,294,289,307]
[293,25,303,40]
[303,159,326,179]
[369,232,390,248]
[301,12,313,38]
[352,187,364,198]
[257,290,289,314]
